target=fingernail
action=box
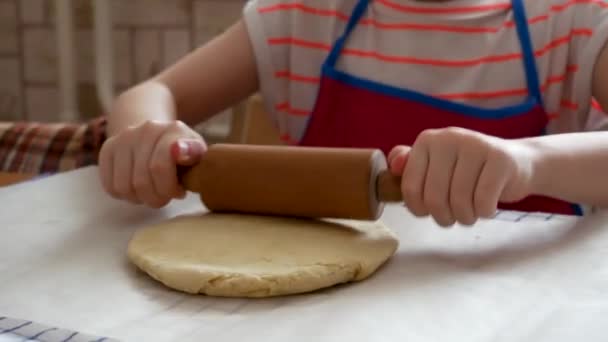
[176,140,190,162]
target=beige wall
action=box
[0,0,245,122]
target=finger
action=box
[388,145,408,165]
[474,157,509,218]
[149,132,183,200]
[424,144,457,227]
[98,139,117,198]
[113,145,139,204]
[450,149,485,226]
[402,143,430,217]
[388,145,410,176]
[132,123,169,208]
[172,139,206,166]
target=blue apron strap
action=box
[328,0,544,106]
[511,0,543,105]
[325,0,370,67]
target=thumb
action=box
[171,139,206,166]
[387,145,411,176]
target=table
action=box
[0,173,33,187]
[1,167,607,341]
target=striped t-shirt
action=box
[243,0,608,144]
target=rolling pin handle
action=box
[376,170,403,202]
[177,164,202,193]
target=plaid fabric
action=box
[0,117,107,174]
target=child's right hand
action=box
[98,120,206,208]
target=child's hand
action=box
[388,127,536,227]
[98,120,206,208]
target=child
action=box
[98,0,608,227]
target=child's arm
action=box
[388,43,608,227]
[100,19,258,208]
[525,43,608,207]
[523,132,608,207]
[388,124,608,227]
[108,20,258,136]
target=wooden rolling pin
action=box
[180,144,403,220]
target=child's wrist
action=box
[523,138,553,197]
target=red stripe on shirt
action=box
[260,0,512,16]
[259,0,606,34]
[376,0,511,14]
[509,0,608,27]
[592,98,604,111]
[268,30,591,67]
[279,133,299,144]
[560,99,579,110]
[260,3,497,32]
[259,3,350,19]
[276,102,310,116]
[275,65,579,101]
[378,0,607,14]
[275,71,321,83]
[438,65,578,99]
[273,64,579,117]
[362,21,495,33]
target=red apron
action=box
[298,0,582,215]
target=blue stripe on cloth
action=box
[23,327,57,341]
[61,332,78,342]
[0,318,117,342]
[0,322,32,335]
[515,212,530,222]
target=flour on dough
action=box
[127,213,399,298]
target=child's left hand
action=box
[388,127,537,227]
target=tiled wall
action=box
[0,0,245,122]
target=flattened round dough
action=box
[127,213,399,298]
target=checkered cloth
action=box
[0,117,107,174]
[0,316,119,342]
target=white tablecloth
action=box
[1,167,607,341]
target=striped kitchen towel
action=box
[0,117,107,175]
[0,317,119,342]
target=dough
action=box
[127,213,399,298]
